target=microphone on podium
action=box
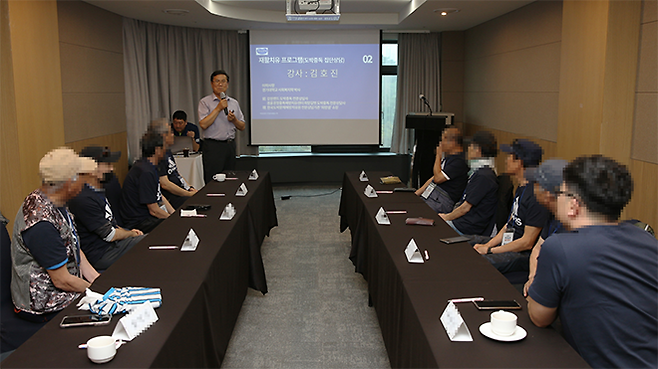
[220,92,228,115]
[419,93,433,116]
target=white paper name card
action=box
[440,302,473,341]
[404,239,424,263]
[375,207,390,225]
[180,209,197,217]
[112,302,158,342]
[236,183,248,196]
[249,169,259,181]
[181,228,199,251]
[364,184,378,198]
[220,203,236,220]
[359,170,369,182]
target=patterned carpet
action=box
[221,186,390,368]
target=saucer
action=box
[479,322,527,341]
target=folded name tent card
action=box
[112,302,159,342]
[236,183,248,197]
[181,228,199,251]
[180,209,197,217]
[404,238,424,264]
[375,207,391,225]
[220,203,236,220]
[248,169,259,181]
[359,170,369,182]
[364,184,378,198]
[440,301,473,342]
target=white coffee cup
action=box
[213,173,226,182]
[490,310,517,336]
[87,335,116,364]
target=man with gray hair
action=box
[11,147,101,322]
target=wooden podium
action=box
[406,112,453,188]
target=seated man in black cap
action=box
[68,146,145,270]
[472,139,549,274]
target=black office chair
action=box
[0,212,46,354]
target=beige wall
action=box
[441,31,465,123]
[58,0,128,182]
[463,0,563,142]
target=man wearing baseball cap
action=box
[473,139,550,274]
[11,147,100,322]
[68,146,145,270]
[522,159,568,295]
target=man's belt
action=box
[205,138,234,143]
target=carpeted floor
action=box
[220,186,390,368]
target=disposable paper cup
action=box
[87,336,116,364]
[490,310,517,337]
[213,173,226,182]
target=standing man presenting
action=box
[198,70,246,183]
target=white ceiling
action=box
[84,0,535,32]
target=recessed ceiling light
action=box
[433,8,460,16]
[163,9,190,16]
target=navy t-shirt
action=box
[452,166,498,236]
[529,223,658,368]
[506,183,549,240]
[68,184,118,265]
[437,152,469,203]
[540,215,565,240]
[120,159,162,229]
[157,150,190,191]
[172,122,201,145]
[22,208,79,270]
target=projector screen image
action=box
[250,30,381,145]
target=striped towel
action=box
[77,287,162,315]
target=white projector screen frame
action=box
[249,29,381,146]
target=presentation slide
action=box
[250,30,381,146]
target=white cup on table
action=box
[87,335,117,364]
[213,173,226,182]
[490,310,517,336]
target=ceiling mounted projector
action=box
[286,0,340,21]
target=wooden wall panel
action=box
[624,159,658,229]
[66,131,129,184]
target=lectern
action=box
[406,112,454,188]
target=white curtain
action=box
[123,18,257,162]
[390,32,442,154]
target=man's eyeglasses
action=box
[555,190,578,199]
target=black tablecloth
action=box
[3,171,277,368]
[339,171,589,368]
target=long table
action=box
[339,171,589,368]
[3,171,277,368]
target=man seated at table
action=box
[521,159,568,296]
[415,126,469,214]
[11,147,100,322]
[68,146,145,270]
[439,130,499,237]
[527,155,657,368]
[472,139,549,274]
[120,131,175,233]
[149,119,198,209]
[172,110,200,152]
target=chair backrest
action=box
[103,176,124,227]
[495,174,514,233]
[1,212,12,307]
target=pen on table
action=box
[206,193,225,197]
[182,214,207,218]
[225,177,238,181]
[386,210,407,214]
[448,297,484,303]
[375,190,393,194]
[149,245,179,250]
[424,249,430,260]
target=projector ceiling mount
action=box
[286,0,340,22]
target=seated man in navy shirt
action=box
[521,158,568,296]
[415,126,469,214]
[473,139,549,274]
[150,119,198,209]
[172,110,200,152]
[11,148,100,322]
[120,132,175,233]
[440,130,499,237]
[68,146,145,270]
[528,155,657,369]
